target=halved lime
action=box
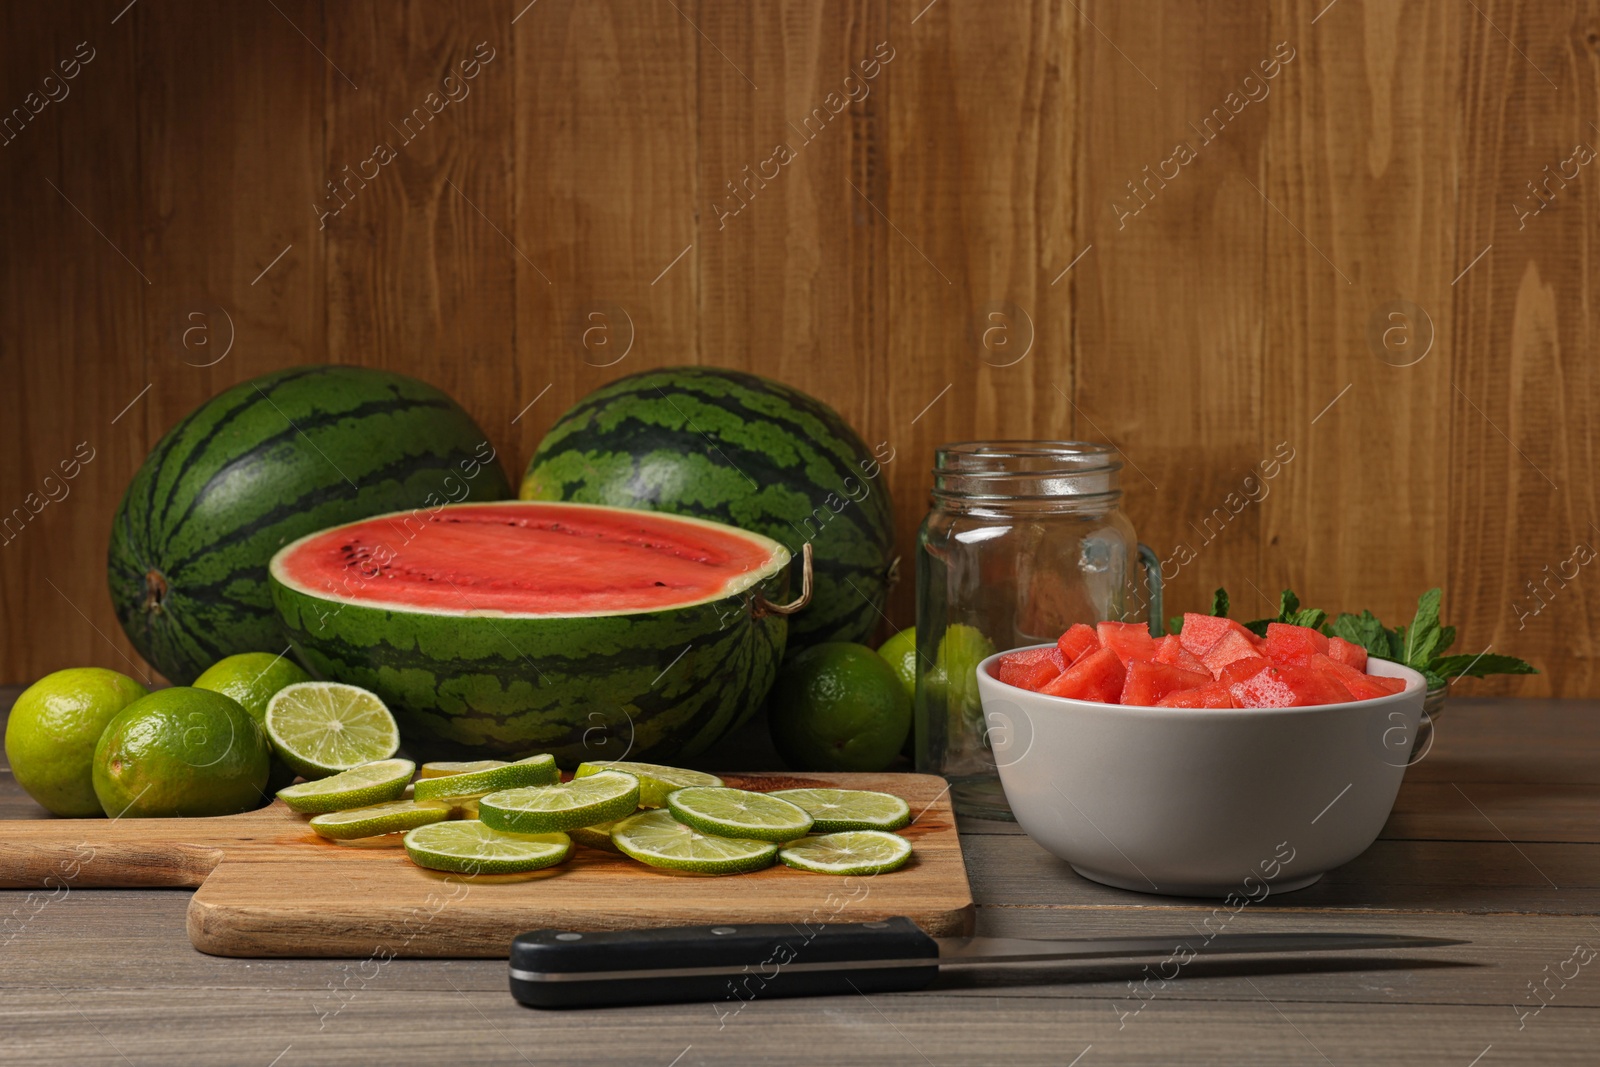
[264,682,400,779]
[769,788,912,832]
[666,787,813,842]
[276,758,415,814]
[778,830,913,875]
[574,761,723,808]
[569,817,627,853]
[418,760,507,780]
[309,799,452,840]
[413,755,557,801]
[611,809,777,875]
[403,820,571,875]
[479,771,640,834]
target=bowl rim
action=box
[977,642,1427,717]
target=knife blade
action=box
[508,917,1465,1009]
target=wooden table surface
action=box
[3,692,1597,1066]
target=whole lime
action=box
[936,623,996,723]
[193,652,311,792]
[876,627,917,701]
[4,668,150,816]
[768,643,912,772]
[92,688,272,818]
[193,652,311,723]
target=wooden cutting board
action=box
[0,771,971,958]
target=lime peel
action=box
[611,809,778,875]
[479,770,640,834]
[403,820,572,875]
[778,830,913,875]
[666,786,813,842]
[276,758,415,813]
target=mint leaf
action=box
[1327,611,1392,658]
[1277,590,1301,621]
[1401,588,1444,669]
[1428,652,1538,679]
[1423,669,1448,690]
[1209,588,1230,618]
[1242,617,1273,638]
[1285,608,1327,630]
[1387,624,1407,662]
[1168,615,1185,635]
[1434,624,1457,656]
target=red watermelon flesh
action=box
[1309,653,1406,699]
[1120,660,1212,706]
[997,647,1065,690]
[1219,656,1272,686]
[1202,630,1267,677]
[1229,665,1355,708]
[1040,647,1125,703]
[1056,623,1100,665]
[1153,634,1209,674]
[1264,622,1329,667]
[1178,613,1257,657]
[274,501,788,615]
[1097,621,1158,665]
[1156,680,1235,708]
[1328,636,1368,671]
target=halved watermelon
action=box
[1040,647,1125,703]
[269,501,793,764]
[1120,660,1211,706]
[1056,623,1100,665]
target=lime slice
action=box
[769,788,912,832]
[309,799,452,840]
[569,817,627,853]
[778,830,913,875]
[666,787,813,842]
[264,682,400,779]
[403,820,572,875]
[611,809,778,875]
[574,761,723,808]
[418,760,507,780]
[479,771,640,834]
[276,759,415,814]
[413,755,558,801]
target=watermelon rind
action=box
[518,367,895,653]
[108,365,511,684]
[268,502,791,766]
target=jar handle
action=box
[1137,542,1164,637]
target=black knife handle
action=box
[509,917,941,1010]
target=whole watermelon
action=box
[520,367,895,651]
[109,365,511,683]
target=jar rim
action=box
[935,440,1122,473]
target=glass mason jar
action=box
[915,442,1163,820]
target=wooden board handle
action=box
[0,826,225,889]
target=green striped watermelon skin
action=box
[270,555,789,767]
[109,365,511,684]
[519,368,895,651]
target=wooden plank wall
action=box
[0,1,1595,695]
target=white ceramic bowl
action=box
[976,647,1427,897]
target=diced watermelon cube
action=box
[1096,621,1158,666]
[1040,647,1126,703]
[1229,665,1355,708]
[1156,680,1236,708]
[1056,623,1101,665]
[1218,655,1272,686]
[1264,622,1330,668]
[1308,653,1406,700]
[1178,613,1257,657]
[997,647,1066,691]
[1153,635,1210,674]
[1120,660,1212,706]
[1327,636,1368,671]
[1202,630,1267,678]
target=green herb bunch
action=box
[1170,588,1537,690]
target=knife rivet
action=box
[555,933,583,941]
[864,922,890,929]
[710,926,737,935]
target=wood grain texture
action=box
[2,1,1599,700]
[0,771,971,957]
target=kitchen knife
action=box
[509,917,1465,1009]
